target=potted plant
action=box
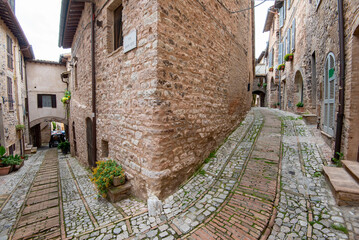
[263,83,267,88]
[296,102,304,113]
[284,53,294,62]
[91,160,126,197]
[0,146,11,175]
[257,83,261,88]
[269,67,274,72]
[61,90,71,104]
[58,140,70,154]
[277,64,285,71]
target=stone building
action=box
[59,0,254,200]
[25,60,67,147]
[252,51,267,107]
[0,0,33,155]
[263,0,359,161]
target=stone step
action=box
[323,166,359,206]
[107,182,132,203]
[31,147,37,154]
[302,114,317,125]
[342,160,359,183]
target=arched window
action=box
[323,53,336,136]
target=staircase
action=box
[323,160,359,206]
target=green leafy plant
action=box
[276,102,280,106]
[15,124,25,131]
[257,83,261,87]
[263,83,267,88]
[204,151,216,163]
[58,140,70,154]
[331,224,348,234]
[199,169,206,176]
[0,146,6,159]
[52,121,57,131]
[91,160,125,197]
[296,102,304,107]
[332,152,344,167]
[277,64,285,71]
[314,171,322,177]
[61,90,71,104]
[284,53,294,61]
[2,155,22,166]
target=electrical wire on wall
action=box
[215,0,270,14]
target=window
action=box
[9,144,15,156]
[19,52,23,80]
[288,0,291,9]
[283,37,287,57]
[292,19,296,51]
[114,5,123,50]
[102,140,109,158]
[323,53,336,136]
[37,94,57,108]
[6,35,13,70]
[7,77,13,111]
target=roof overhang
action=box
[0,0,34,59]
[263,6,275,32]
[58,0,85,48]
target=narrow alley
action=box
[0,108,358,240]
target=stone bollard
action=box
[147,195,163,217]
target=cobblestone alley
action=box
[0,108,358,240]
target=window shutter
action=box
[288,0,291,9]
[7,77,13,110]
[51,95,57,108]
[292,19,296,51]
[269,51,273,68]
[287,29,291,53]
[279,7,284,28]
[38,94,43,108]
[283,1,286,20]
[284,37,287,57]
[278,43,283,65]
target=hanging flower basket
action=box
[61,90,71,105]
[269,67,274,72]
[277,64,285,71]
[284,53,294,62]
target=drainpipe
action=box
[334,0,345,160]
[91,2,97,166]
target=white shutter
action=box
[283,1,286,20]
[279,7,284,28]
[292,19,296,51]
[283,37,287,57]
[278,43,283,65]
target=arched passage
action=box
[252,90,266,107]
[30,116,68,148]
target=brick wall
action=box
[68,0,253,200]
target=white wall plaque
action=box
[123,30,137,53]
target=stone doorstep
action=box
[323,166,359,206]
[107,182,132,203]
[302,114,317,125]
[342,160,359,183]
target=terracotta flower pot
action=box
[0,166,11,176]
[296,107,305,113]
[14,161,24,171]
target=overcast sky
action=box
[15,0,272,61]
[16,0,69,61]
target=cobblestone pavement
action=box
[1,108,359,240]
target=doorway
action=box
[86,118,95,167]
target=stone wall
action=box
[342,2,359,160]
[0,18,27,155]
[68,0,253,200]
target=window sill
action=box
[108,46,123,58]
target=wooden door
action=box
[86,118,95,167]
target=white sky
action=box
[255,0,274,58]
[16,0,69,61]
[15,0,272,61]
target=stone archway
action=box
[30,116,68,148]
[252,90,266,107]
